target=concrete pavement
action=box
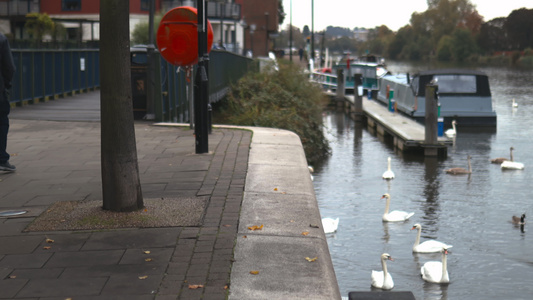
[0,91,340,299]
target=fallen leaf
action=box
[274,188,278,191]
[243,235,247,238]
[145,258,153,262]
[189,284,204,289]
[224,285,229,290]
[305,257,318,262]
[138,275,148,280]
[290,220,295,223]
[223,224,232,227]
[8,275,16,279]
[247,224,264,231]
[43,246,51,250]
[250,270,259,275]
[143,250,151,254]
[143,208,148,212]
[301,231,310,236]
[45,238,54,243]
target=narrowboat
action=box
[376,69,497,127]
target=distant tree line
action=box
[278,0,533,64]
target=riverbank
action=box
[1,91,341,299]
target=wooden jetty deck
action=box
[335,93,451,157]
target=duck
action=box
[421,247,450,284]
[512,213,526,225]
[491,147,514,164]
[411,223,453,253]
[382,157,395,180]
[371,253,394,290]
[512,98,518,108]
[445,155,472,175]
[321,217,339,234]
[501,147,524,170]
[380,193,414,222]
[444,120,457,138]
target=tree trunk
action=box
[99,0,143,211]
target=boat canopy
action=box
[412,69,491,97]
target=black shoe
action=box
[0,161,16,172]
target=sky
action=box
[280,0,533,32]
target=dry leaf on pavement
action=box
[247,224,264,231]
[189,284,204,289]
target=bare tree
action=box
[99,0,143,211]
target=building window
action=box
[62,0,81,11]
[141,0,150,11]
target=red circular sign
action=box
[156,6,214,66]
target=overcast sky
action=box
[281,0,533,31]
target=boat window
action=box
[434,75,477,93]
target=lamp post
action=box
[264,12,269,56]
[289,0,292,62]
[311,0,314,67]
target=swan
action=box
[444,120,457,138]
[380,193,414,222]
[371,253,394,290]
[411,223,453,253]
[445,155,472,175]
[382,157,395,180]
[491,147,513,164]
[512,213,526,225]
[321,217,339,233]
[512,98,518,108]
[501,147,524,170]
[421,247,450,284]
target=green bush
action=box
[213,61,330,164]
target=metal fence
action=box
[9,48,255,122]
[10,49,100,105]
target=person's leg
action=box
[0,99,10,164]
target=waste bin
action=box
[131,46,149,120]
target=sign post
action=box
[195,0,209,153]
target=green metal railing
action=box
[10,49,100,105]
[9,48,255,123]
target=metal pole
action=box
[145,0,156,120]
[195,0,209,153]
[289,0,292,62]
[311,0,314,66]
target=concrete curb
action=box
[228,127,341,300]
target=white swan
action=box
[321,217,339,234]
[445,120,457,138]
[371,253,394,290]
[445,155,472,175]
[512,98,518,108]
[501,147,524,170]
[380,193,414,222]
[382,157,395,180]
[411,224,453,253]
[421,247,450,283]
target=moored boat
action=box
[376,69,497,127]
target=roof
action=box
[416,69,488,77]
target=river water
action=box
[313,61,533,299]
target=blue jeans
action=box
[0,96,10,163]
